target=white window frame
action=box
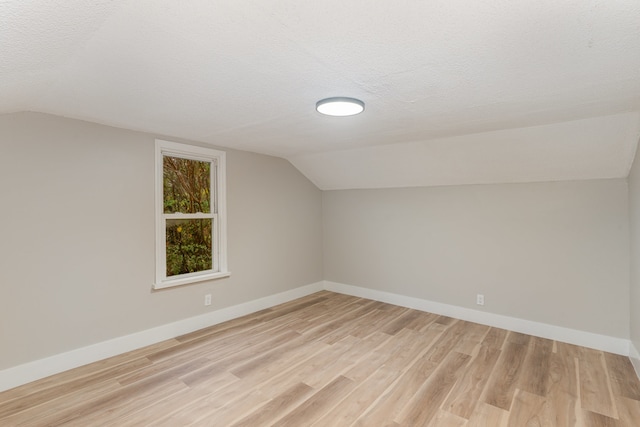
[154,139,229,289]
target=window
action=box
[155,140,229,289]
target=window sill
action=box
[154,271,231,290]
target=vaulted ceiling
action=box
[2,0,640,189]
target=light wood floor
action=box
[1,291,640,426]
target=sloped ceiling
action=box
[2,0,640,189]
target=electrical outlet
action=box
[476,294,484,306]
[204,294,212,306]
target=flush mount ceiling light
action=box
[316,97,365,117]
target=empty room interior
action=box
[2,1,640,425]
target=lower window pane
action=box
[166,219,213,276]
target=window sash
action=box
[161,214,217,278]
[164,213,214,219]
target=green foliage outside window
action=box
[166,219,212,276]
[163,157,210,213]
[163,157,213,276]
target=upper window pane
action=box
[163,156,211,214]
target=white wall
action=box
[323,180,630,338]
[0,111,635,377]
[628,145,640,358]
[0,113,323,370]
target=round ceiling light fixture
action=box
[316,97,365,117]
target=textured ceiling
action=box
[2,0,640,189]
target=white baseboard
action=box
[0,281,324,393]
[631,341,640,380]
[324,281,631,356]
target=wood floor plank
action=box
[435,315,457,325]
[147,313,300,364]
[295,300,379,341]
[422,319,470,364]
[604,352,640,401]
[453,322,490,356]
[518,336,554,396]
[35,376,187,426]
[2,291,639,426]
[506,389,551,427]
[467,403,508,426]
[117,356,211,387]
[382,309,423,335]
[0,379,123,426]
[354,352,440,425]
[377,328,440,372]
[276,375,357,427]
[482,327,508,350]
[174,316,262,344]
[0,356,152,419]
[396,351,471,426]
[403,310,438,331]
[484,341,529,410]
[157,363,284,425]
[73,381,190,427]
[347,305,408,339]
[233,335,360,402]
[317,304,390,344]
[0,339,177,405]
[229,331,324,379]
[230,382,314,426]
[582,410,619,427]
[443,344,501,419]
[118,327,298,388]
[149,377,252,425]
[507,331,532,346]
[186,386,273,426]
[247,295,331,324]
[427,410,468,426]
[119,373,238,426]
[227,339,331,387]
[579,349,618,418]
[546,352,580,427]
[310,366,401,426]
[340,331,400,382]
[615,396,640,426]
[557,341,586,359]
[302,332,391,389]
